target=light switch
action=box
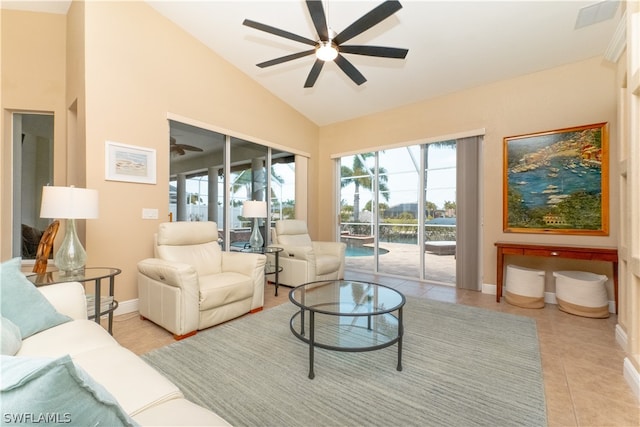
[142,208,159,219]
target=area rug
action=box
[142,297,547,427]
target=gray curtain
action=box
[456,136,482,290]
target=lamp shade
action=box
[40,186,99,219]
[242,200,267,218]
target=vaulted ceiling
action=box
[3,1,623,126]
[146,0,623,126]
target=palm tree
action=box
[425,201,437,219]
[230,165,285,203]
[340,153,390,222]
[230,169,252,199]
[444,200,456,216]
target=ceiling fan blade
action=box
[180,144,203,152]
[334,54,367,86]
[339,45,408,59]
[304,59,325,88]
[257,49,316,68]
[334,0,403,45]
[243,19,317,47]
[306,0,329,40]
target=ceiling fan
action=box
[243,0,408,88]
[170,136,203,156]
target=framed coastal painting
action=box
[105,141,156,184]
[503,122,609,235]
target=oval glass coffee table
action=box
[289,280,405,379]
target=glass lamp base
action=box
[54,218,87,276]
[249,217,264,250]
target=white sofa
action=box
[11,281,230,426]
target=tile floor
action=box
[112,271,639,427]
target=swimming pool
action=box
[345,246,389,257]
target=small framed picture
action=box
[503,122,609,235]
[105,141,156,184]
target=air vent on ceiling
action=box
[575,0,620,29]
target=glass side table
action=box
[26,267,121,335]
[242,246,284,296]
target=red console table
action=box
[495,242,618,313]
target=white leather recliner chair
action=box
[270,220,346,288]
[137,221,266,339]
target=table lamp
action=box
[40,186,99,275]
[242,200,267,250]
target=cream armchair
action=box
[270,220,346,288]
[137,221,266,339]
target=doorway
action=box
[12,113,54,259]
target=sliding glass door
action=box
[169,120,295,250]
[340,153,375,272]
[338,138,474,286]
[377,147,421,278]
[423,141,457,283]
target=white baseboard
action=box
[544,292,557,305]
[616,324,628,349]
[114,298,138,316]
[609,300,617,314]
[482,283,496,295]
[616,327,640,403]
[623,358,640,404]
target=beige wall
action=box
[1,3,318,302]
[1,9,68,258]
[317,57,618,294]
[79,1,318,302]
[65,0,86,188]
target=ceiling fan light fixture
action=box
[243,0,407,87]
[316,41,338,61]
